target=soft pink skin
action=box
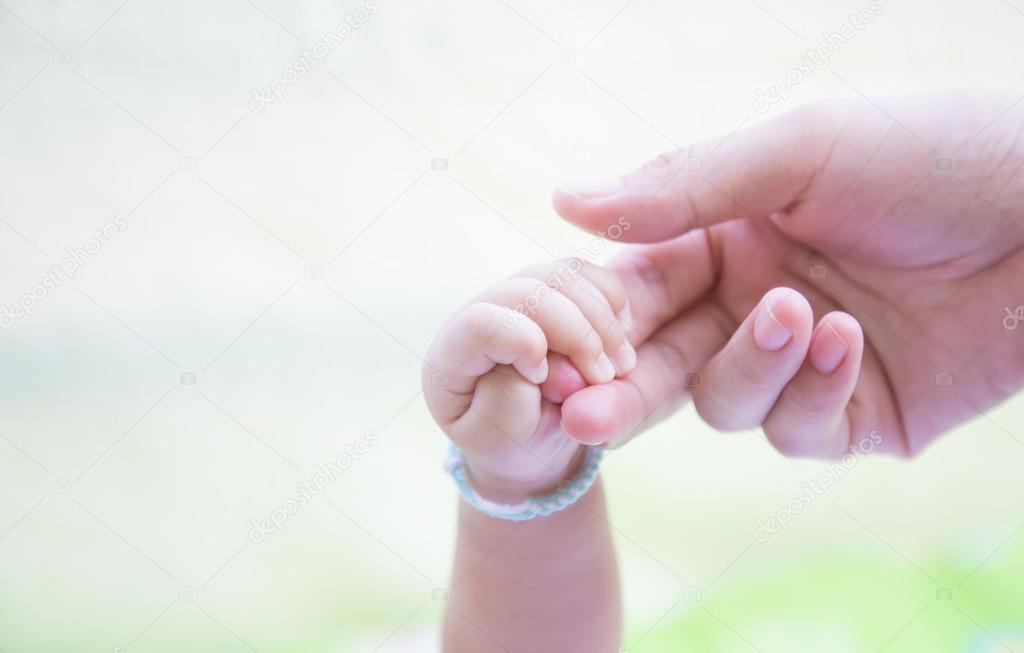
[554,92,1024,458]
[423,259,635,500]
[426,93,1024,653]
[423,266,626,653]
[540,352,589,404]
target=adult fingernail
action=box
[593,353,616,382]
[604,430,637,450]
[811,322,849,375]
[611,342,636,375]
[559,178,624,199]
[753,299,793,352]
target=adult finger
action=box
[762,311,864,458]
[539,353,587,404]
[691,288,814,431]
[560,303,730,445]
[552,103,844,242]
[529,233,717,407]
[607,231,716,344]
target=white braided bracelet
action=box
[443,444,604,521]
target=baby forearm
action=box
[443,479,621,653]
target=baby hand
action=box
[422,259,636,502]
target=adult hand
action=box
[552,91,1024,458]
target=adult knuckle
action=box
[764,426,813,457]
[729,347,774,392]
[785,383,834,419]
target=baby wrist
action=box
[444,444,604,521]
[463,448,587,504]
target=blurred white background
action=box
[1,1,1023,651]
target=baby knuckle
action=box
[465,303,505,339]
[547,257,588,292]
[499,279,547,316]
[603,270,626,296]
[587,267,628,311]
[598,314,626,344]
[577,327,604,357]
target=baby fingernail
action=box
[594,353,616,382]
[811,322,849,375]
[559,178,624,199]
[529,359,549,384]
[753,300,792,352]
[612,342,637,375]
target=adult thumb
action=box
[552,103,844,242]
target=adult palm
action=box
[553,92,1024,458]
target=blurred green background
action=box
[0,0,1022,651]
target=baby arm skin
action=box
[424,259,634,652]
[444,478,620,653]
